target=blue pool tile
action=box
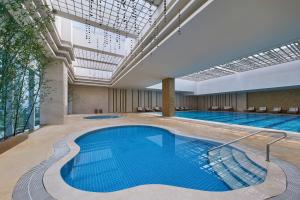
[61,126,264,192]
[174,111,300,133]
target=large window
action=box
[0,109,3,140]
[0,66,41,141]
[0,0,50,141]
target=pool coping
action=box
[43,124,286,200]
[144,112,299,135]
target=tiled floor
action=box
[0,113,300,200]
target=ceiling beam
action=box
[54,10,137,39]
[75,56,118,66]
[73,44,125,58]
[74,65,114,72]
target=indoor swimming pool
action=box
[173,111,300,133]
[61,126,266,192]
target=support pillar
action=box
[40,60,68,125]
[162,78,175,117]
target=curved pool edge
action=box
[43,124,286,200]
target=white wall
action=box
[195,60,300,95]
[148,79,196,92]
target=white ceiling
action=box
[113,0,300,88]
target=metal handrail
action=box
[208,130,287,162]
[266,131,287,161]
[208,130,262,152]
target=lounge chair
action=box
[175,107,181,111]
[144,107,153,112]
[271,107,282,113]
[184,107,189,111]
[287,107,299,114]
[153,106,161,112]
[137,107,144,112]
[211,106,219,111]
[223,106,233,111]
[257,107,267,113]
[179,107,185,111]
[245,106,255,112]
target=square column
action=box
[40,60,68,125]
[162,78,175,117]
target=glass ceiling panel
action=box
[72,21,132,55]
[48,0,163,81]
[50,0,157,36]
[74,66,112,80]
[182,40,300,82]
[182,67,234,81]
[72,21,128,75]
[74,47,123,66]
[74,58,118,71]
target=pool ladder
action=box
[208,130,287,162]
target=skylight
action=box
[74,66,112,80]
[47,0,163,81]
[182,40,300,82]
[49,0,157,37]
[73,47,122,67]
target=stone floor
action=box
[0,113,300,200]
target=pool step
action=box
[208,149,246,189]
[220,147,264,185]
[208,147,266,190]
[231,149,266,179]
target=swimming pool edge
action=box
[43,124,286,200]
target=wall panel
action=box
[71,85,109,114]
[248,89,300,111]
[132,90,139,112]
[71,86,200,114]
[196,92,246,111]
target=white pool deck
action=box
[1,114,300,200]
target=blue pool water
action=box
[61,126,265,192]
[173,111,300,133]
[84,115,120,120]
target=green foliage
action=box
[0,0,54,139]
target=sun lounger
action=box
[211,106,219,111]
[145,107,153,112]
[153,106,161,112]
[245,106,255,112]
[223,106,233,111]
[271,107,282,113]
[257,106,267,113]
[137,107,144,112]
[287,107,299,114]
